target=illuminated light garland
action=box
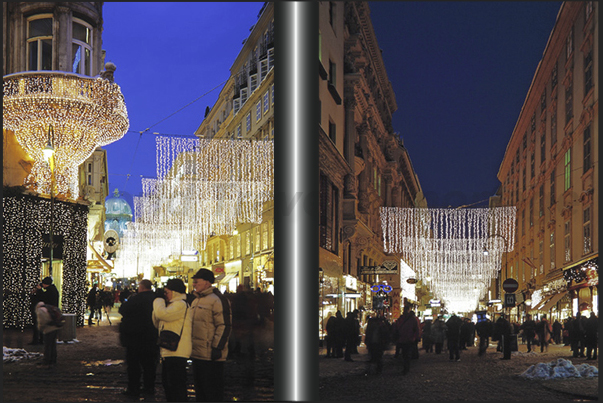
[381,207,516,313]
[116,136,274,273]
[2,192,88,329]
[3,71,129,199]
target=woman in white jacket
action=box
[152,279,192,402]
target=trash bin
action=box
[59,314,77,342]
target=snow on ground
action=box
[520,358,599,380]
[3,346,43,363]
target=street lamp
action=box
[43,125,55,276]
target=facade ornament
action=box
[344,174,357,196]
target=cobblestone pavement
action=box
[3,311,274,402]
[319,342,598,401]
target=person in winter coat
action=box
[344,311,359,362]
[475,317,493,356]
[459,318,471,350]
[536,314,553,353]
[325,312,337,358]
[29,283,45,345]
[394,305,421,375]
[189,269,232,402]
[446,314,463,361]
[333,310,345,358]
[584,312,598,360]
[430,316,447,354]
[41,276,59,307]
[118,279,159,398]
[495,314,513,359]
[364,315,390,375]
[35,301,62,368]
[421,319,433,352]
[152,279,192,402]
[520,314,537,353]
[552,319,563,345]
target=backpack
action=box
[44,304,65,327]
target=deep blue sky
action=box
[101,2,563,211]
[101,2,265,207]
[368,1,562,207]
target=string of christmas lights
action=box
[3,71,129,199]
[381,207,516,313]
[2,193,88,329]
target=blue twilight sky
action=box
[101,2,563,211]
[101,2,265,208]
[368,1,562,207]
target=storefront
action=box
[563,257,598,316]
[216,261,240,293]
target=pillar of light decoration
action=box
[381,207,516,313]
[3,71,129,199]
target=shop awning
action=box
[216,272,238,284]
[540,292,567,312]
[531,296,550,312]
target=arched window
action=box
[27,15,53,71]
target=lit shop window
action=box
[72,19,93,75]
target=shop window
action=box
[27,15,53,71]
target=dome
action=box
[105,188,133,218]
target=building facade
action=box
[193,2,275,294]
[318,2,427,339]
[494,1,598,322]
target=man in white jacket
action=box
[189,269,232,402]
[35,301,61,368]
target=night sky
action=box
[101,2,563,211]
[368,1,562,208]
[101,2,265,207]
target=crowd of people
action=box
[322,305,598,376]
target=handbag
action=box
[158,304,188,351]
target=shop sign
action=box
[42,234,63,260]
[344,275,357,291]
[359,260,398,275]
[213,264,225,274]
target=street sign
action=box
[504,293,516,307]
[359,260,398,275]
[502,278,519,293]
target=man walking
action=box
[393,304,420,375]
[118,279,159,398]
[520,314,536,353]
[190,269,232,401]
[446,314,463,361]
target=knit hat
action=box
[165,278,186,294]
[192,268,215,284]
[42,277,53,285]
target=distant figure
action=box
[343,311,359,362]
[324,313,336,358]
[35,301,62,368]
[495,314,512,360]
[29,283,45,345]
[552,319,562,345]
[41,276,59,307]
[446,314,463,361]
[393,305,420,375]
[333,311,345,358]
[475,317,493,356]
[520,314,537,353]
[431,316,447,354]
[364,315,390,375]
[421,319,433,353]
[584,312,598,360]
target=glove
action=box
[211,347,222,361]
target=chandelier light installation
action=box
[381,207,516,313]
[117,136,274,273]
[3,71,129,199]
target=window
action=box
[522,168,526,193]
[319,172,339,254]
[268,48,274,71]
[328,120,336,143]
[566,26,573,61]
[260,59,268,82]
[88,174,92,186]
[245,232,251,255]
[584,50,593,94]
[378,175,382,197]
[530,151,535,179]
[229,238,234,260]
[565,74,573,125]
[256,100,261,122]
[586,1,594,19]
[538,241,544,274]
[72,19,93,75]
[233,98,240,115]
[329,2,335,28]
[531,114,536,136]
[551,62,558,89]
[329,60,336,87]
[540,131,546,165]
[529,198,534,227]
[550,231,555,269]
[541,91,546,114]
[583,207,592,255]
[550,168,556,206]
[263,91,269,114]
[522,209,525,235]
[564,220,571,262]
[262,223,268,250]
[551,107,557,146]
[250,74,258,93]
[255,227,261,253]
[271,84,274,106]
[236,124,242,138]
[235,235,240,257]
[522,132,527,150]
[246,112,252,133]
[564,149,571,192]
[27,16,53,71]
[583,125,591,173]
[538,185,544,217]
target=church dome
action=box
[105,188,133,218]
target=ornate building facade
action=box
[493,1,598,322]
[318,2,427,337]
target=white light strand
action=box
[382,207,516,313]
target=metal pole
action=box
[49,128,54,277]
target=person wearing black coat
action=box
[459,318,471,350]
[40,276,59,307]
[118,279,160,398]
[571,312,586,357]
[584,312,598,360]
[445,314,463,361]
[520,314,537,353]
[343,311,359,361]
[495,314,512,360]
[475,317,493,356]
[325,313,337,358]
[333,311,345,358]
[552,319,562,345]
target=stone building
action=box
[193,2,275,294]
[318,2,427,336]
[3,2,126,327]
[493,1,598,322]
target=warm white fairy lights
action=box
[116,136,274,273]
[381,207,516,313]
[3,71,129,199]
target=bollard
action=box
[59,314,77,342]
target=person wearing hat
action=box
[189,269,232,401]
[40,276,59,307]
[152,278,192,402]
